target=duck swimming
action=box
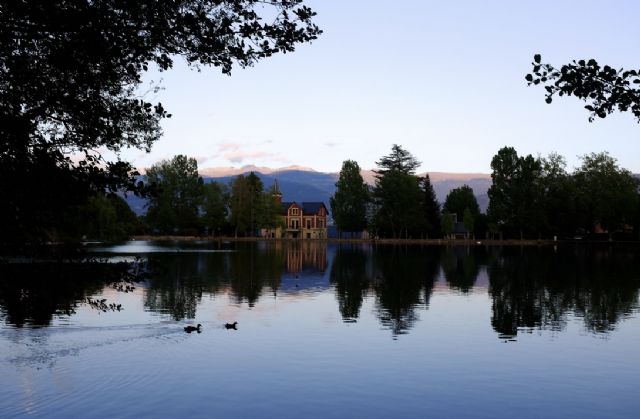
[224,321,238,330]
[184,324,202,333]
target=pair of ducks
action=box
[183,321,238,333]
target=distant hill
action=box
[205,170,338,211]
[426,175,491,213]
[125,166,492,215]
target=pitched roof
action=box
[280,202,327,216]
[281,202,294,214]
[301,202,326,215]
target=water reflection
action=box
[330,244,372,321]
[372,245,440,337]
[283,241,327,274]
[488,246,640,337]
[1,243,639,338]
[142,241,326,316]
[229,243,283,305]
[441,246,482,293]
[0,262,134,327]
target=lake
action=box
[1,241,639,418]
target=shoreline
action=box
[129,235,639,246]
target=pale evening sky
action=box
[120,0,640,174]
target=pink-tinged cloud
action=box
[217,142,242,152]
[224,150,289,164]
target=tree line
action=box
[143,155,281,237]
[76,144,640,242]
[331,145,640,240]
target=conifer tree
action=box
[330,160,369,235]
[373,145,422,238]
[419,175,440,238]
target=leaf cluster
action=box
[526,54,640,123]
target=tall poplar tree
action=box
[230,175,251,237]
[487,147,543,239]
[330,160,369,235]
[246,172,265,234]
[540,153,575,237]
[230,172,279,236]
[487,147,519,236]
[201,182,229,236]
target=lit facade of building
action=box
[264,180,328,239]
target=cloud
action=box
[218,142,242,152]
[214,141,289,164]
[224,150,289,164]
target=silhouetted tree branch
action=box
[527,54,640,123]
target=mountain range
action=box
[126,165,491,215]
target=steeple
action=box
[272,179,282,204]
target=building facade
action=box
[263,181,328,239]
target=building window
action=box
[290,208,299,216]
[306,219,312,229]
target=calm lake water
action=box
[1,241,639,418]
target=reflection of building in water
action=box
[285,242,327,273]
[263,180,328,239]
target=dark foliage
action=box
[372,145,423,238]
[145,155,204,235]
[0,259,145,327]
[418,175,441,238]
[527,54,640,123]
[0,0,320,243]
[330,160,369,234]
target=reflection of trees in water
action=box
[488,247,550,337]
[144,242,325,313]
[144,253,227,320]
[2,244,637,338]
[330,244,372,321]
[372,246,440,337]
[229,243,284,306]
[0,262,131,327]
[488,246,640,337]
[441,246,483,293]
[551,247,640,333]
